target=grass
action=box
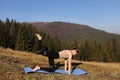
[0,47,120,80]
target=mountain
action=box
[32,21,120,44]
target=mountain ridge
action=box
[31,21,120,44]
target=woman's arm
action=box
[64,59,67,72]
[68,51,72,74]
[68,57,72,74]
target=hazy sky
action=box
[0,0,120,34]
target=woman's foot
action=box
[32,66,40,72]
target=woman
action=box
[33,33,78,74]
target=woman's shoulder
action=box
[59,50,70,52]
[59,50,72,55]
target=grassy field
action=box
[0,47,120,80]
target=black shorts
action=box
[48,52,59,59]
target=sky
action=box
[0,0,120,34]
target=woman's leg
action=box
[48,52,59,71]
[48,57,55,72]
[36,46,49,57]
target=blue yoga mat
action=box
[24,67,88,75]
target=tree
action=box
[3,18,11,48]
[80,40,91,61]
[103,40,113,62]
[97,44,104,61]
[25,24,36,52]
[15,23,36,51]
[0,20,6,47]
[9,20,18,49]
[15,24,26,51]
[89,41,103,61]
[111,37,119,61]
[71,40,80,60]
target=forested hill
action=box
[0,19,120,62]
[32,22,120,44]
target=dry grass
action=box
[0,47,120,80]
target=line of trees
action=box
[0,18,120,62]
[0,18,62,53]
